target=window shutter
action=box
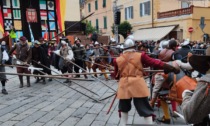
[140,3,143,17]
[148,1,151,15]
[95,0,98,10]
[103,0,106,7]
[88,3,91,12]
[131,6,133,19]
[104,17,107,29]
[125,8,127,20]
[96,19,99,30]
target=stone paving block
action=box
[107,111,120,125]
[54,108,76,122]
[41,98,66,112]
[62,90,77,99]
[29,122,44,126]
[12,108,39,121]
[88,103,105,114]
[38,110,60,123]
[14,111,47,126]
[0,101,27,117]
[70,99,87,109]
[105,123,118,126]
[2,96,28,105]
[0,121,19,126]
[75,113,97,126]
[71,107,89,118]
[91,121,106,126]
[0,113,17,122]
[95,111,111,122]
[0,104,7,110]
[59,117,80,126]
[82,100,95,108]
[54,98,75,111]
[43,120,62,126]
[12,104,34,114]
[33,101,52,109]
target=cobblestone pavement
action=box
[0,67,190,126]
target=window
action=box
[89,20,91,25]
[181,2,190,8]
[104,16,107,29]
[95,0,98,10]
[96,19,99,30]
[103,0,106,8]
[140,1,150,17]
[125,6,133,20]
[88,3,91,12]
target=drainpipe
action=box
[152,0,154,28]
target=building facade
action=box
[82,0,210,41]
[81,0,114,35]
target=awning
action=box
[133,25,177,41]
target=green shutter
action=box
[88,3,91,12]
[104,17,107,29]
[89,21,91,25]
[103,0,106,7]
[95,0,98,10]
[96,19,99,30]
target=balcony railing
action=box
[157,5,194,19]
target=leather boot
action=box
[119,112,128,126]
[42,78,46,84]
[35,77,40,83]
[27,77,31,87]
[144,116,153,124]
[19,76,23,88]
[150,98,157,108]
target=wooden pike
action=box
[53,52,117,92]
[32,60,99,96]
[51,72,114,76]
[0,72,94,81]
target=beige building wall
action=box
[65,0,81,21]
[82,0,114,35]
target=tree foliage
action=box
[112,21,133,39]
[82,21,97,35]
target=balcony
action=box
[157,5,194,19]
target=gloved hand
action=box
[163,63,180,74]
[182,90,193,98]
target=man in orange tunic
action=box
[113,38,180,125]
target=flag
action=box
[0,7,4,33]
[12,0,20,8]
[13,10,21,19]
[48,11,55,20]
[56,0,66,33]
[3,8,12,19]
[40,10,47,20]
[44,20,48,40]
[39,0,46,9]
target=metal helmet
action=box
[160,40,169,49]
[126,35,134,41]
[124,39,135,49]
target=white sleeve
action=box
[175,60,192,70]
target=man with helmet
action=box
[113,38,180,125]
[9,36,32,88]
[72,38,86,78]
[92,41,109,80]
[58,40,74,83]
